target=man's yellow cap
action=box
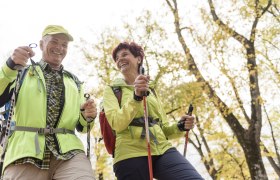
[42,25,73,41]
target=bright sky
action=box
[0,0,166,89]
[1,1,279,179]
[0,0,162,60]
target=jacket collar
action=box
[38,60,63,73]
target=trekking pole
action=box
[0,70,22,176]
[0,44,36,176]
[140,66,153,180]
[183,104,193,157]
[84,93,93,159]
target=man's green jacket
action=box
[0,63,93,171]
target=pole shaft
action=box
[143,96,153,180]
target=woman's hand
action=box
[133,74,150,97]
[177,115,195,131]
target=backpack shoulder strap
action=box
[14,66,30,102]
[111,86,122,107]
[150,88,157,98]
[1,66,30,119]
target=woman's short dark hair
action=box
[112,42,144,63]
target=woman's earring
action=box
[138,57,141,64]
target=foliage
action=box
[78,1,280,179]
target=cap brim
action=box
[46,32,74,41]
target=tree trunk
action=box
[165,0,270,179]
[243,130,268,180]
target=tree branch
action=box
[222,144,247,179]
[166,0,246,143]
[263,105,280,165]
[208,0,263,142]
[219,62,251,124]
[207,0,250,45]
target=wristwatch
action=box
[133,92,143,101]
[6,57,24,70]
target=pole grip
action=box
[139,66,148,97]
[187,104,193,116]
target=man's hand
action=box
[80,99,97,122]
[11,46,35,68]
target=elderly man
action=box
[0,25,96,180]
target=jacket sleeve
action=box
[0,62,18,107]
[103,86,143,133]
[151,89,184,139]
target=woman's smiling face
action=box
[115,49,140,75]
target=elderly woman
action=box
[102,42,203,180]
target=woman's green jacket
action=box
[103,78,184,164]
